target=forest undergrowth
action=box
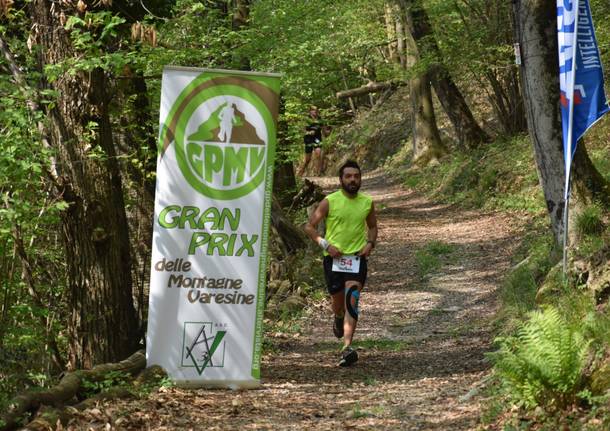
[376,124,610,429]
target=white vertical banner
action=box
[146,66,280,388]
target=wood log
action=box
[336,81,404,99]
[289,179,325,212]
[1,350,146,431]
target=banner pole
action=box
[562,189,570,277]
[561,0,579,278]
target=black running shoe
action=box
[333,315,344,338]
[339,346,358,367]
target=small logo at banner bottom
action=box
[182,322,227,375]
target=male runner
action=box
[304,160,378,366]
[298,107,328,176]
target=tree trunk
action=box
[400,4,446,166]
[400,0,490,148]
[232,0,251,70]
[115,69,157,334]
[395,7,407,69]
[512,0,566,244]
[485,69,528,135]
[572,139,610,208]
[384,2,398,62]
[410,72,447,166]
[570,139,610,244]
[512,0,609,245]
[30,0,139,369]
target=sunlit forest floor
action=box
[65,170,527,430]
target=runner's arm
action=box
[304,199,342,258]
[359,203,378,258]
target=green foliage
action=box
[499,232,558,326]
[575,204,605,238]
[81,371,130,397]
[247,0,387,160]
[348,402,375,419]
[491,306,590,411]
[388,135,545,212]
[572,203,608,258]
[415,240,455,278]
[0,35,68,409]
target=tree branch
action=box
[336,80,405,99]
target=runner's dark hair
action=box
[339,160,361,178]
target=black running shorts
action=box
[323,255,368,295]
[304,139,322,154]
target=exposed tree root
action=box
[1,350,148,431]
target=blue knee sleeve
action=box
[346,286,360,320]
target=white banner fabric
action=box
[146,66,280,388]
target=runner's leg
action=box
[298,152,312,176]
[343,280,362,348]
[316,147,324,175]
[313,147,323,175]
[331,290,345,318]
[324,256,345,338]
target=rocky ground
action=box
[65,171,525,430]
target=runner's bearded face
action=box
[340,167,361,195]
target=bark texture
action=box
[30,0,139,369]
[393,3,446,166]
[512,0,609,245]
[115,69,157,333]
[513,0,567,243]
[409,72,447,166]
[400,0,489,147]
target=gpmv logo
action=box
[159,74,278,199]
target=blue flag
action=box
[557,0,609,198]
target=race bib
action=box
[332,255,360,273]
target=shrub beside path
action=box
[68,171,525,430]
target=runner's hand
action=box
[327,245,342,258]
[359,243,374,258]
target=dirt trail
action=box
[68,171,523,430]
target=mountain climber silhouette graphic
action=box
[188,103,265,145]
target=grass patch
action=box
[576,203,605,238]
[415,240,455,278]
[386,134,545,213]
[496,229,559,331]
[572,203,608,259]
[362,375,378,386]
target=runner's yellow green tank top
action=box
[325,190,373,255]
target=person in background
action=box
[298,106,329,176]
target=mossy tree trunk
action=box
[512,0,609,246]
[398,0,489,148]
[30,0,139,369]
[395,3,446,166]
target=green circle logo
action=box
[161,77,276,200]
